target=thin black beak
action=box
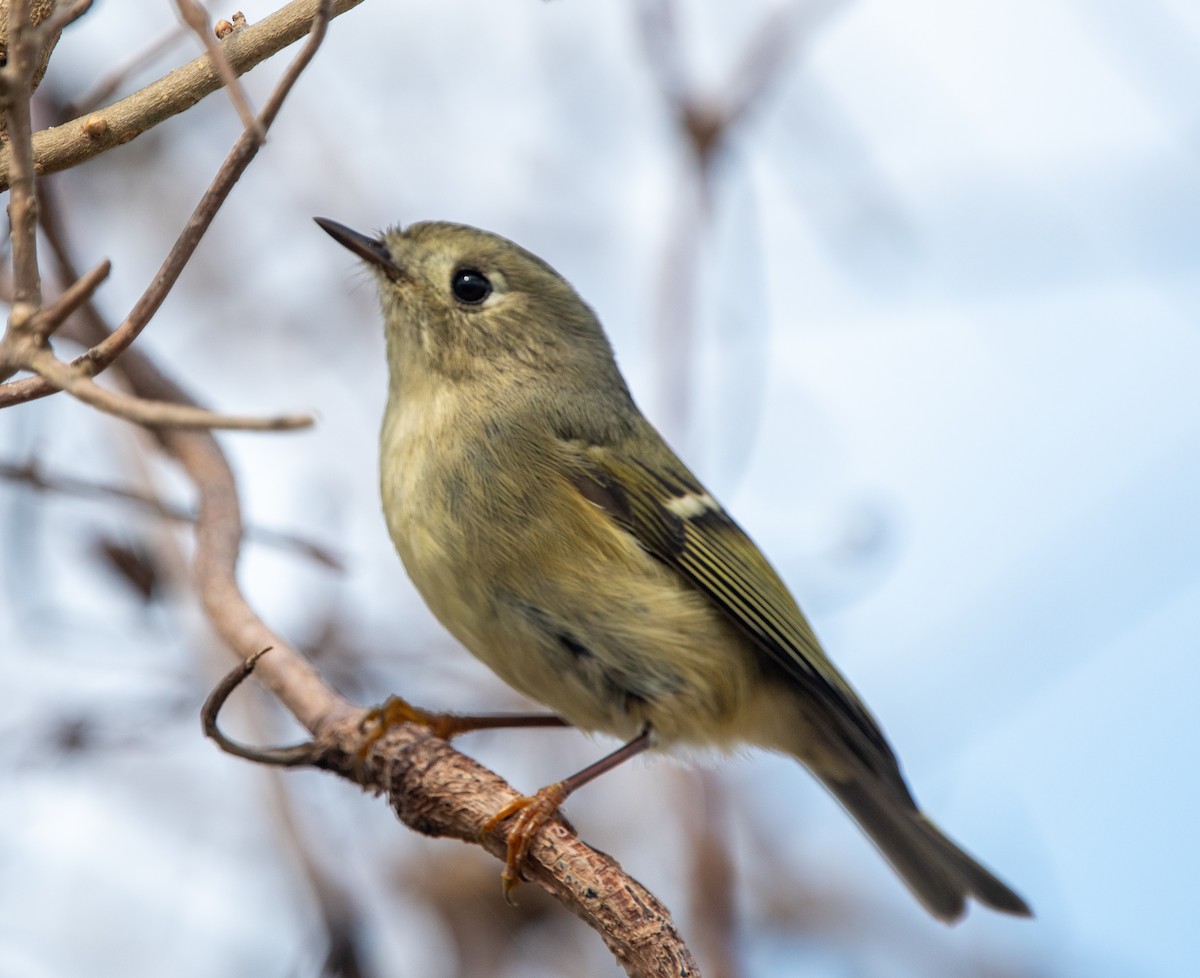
[314,217,404,279]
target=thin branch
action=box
[638,0,831,438]
[202,650,322,766]
[37,0,93,39]
[11,165,313,438]
[683,771,742,978]
[5,0,349,731]
[0,459,344,569]
[0,0,343,410]
[174,0,263,138]
[33,256,109,337]
[0,251,108,380]
[0,0,368,190]
[62,19,189,117]
[23,345,314,430]
[722,0,843,130]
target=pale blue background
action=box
[2,2,1197,976]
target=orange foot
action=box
[358,699,567,758]
[356,695,465,764]
[483,782,569,901]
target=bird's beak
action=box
[314,217,405,280]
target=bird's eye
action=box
[451,268,491,305]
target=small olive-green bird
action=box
[317,217,1030,923]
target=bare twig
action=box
[7,179,317,436]
[23,346,313,429]
[1,176,308,429]
[33,257,110,338]
[0,0,367,190]
[723,0,842,130]
[0,252,108,380]
[0,459,344,569]
[174,0,263,137]
[0,0,87,381]
[36,0,91,38]
[0,0,340,412]
[637,0,831,437]
[36,2,350,733]
[62,19,189,116]
[683,771,742,978]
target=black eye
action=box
[451,268,491,304]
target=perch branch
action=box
[204,654,701,978]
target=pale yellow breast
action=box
[380,384,495,647]
[378,386,769,748]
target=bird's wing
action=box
[568,438,899,772]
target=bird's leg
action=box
[358,695,570,758]
[484,726,654,900]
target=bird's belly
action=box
[379,406,763,748]
[389,509,762,745]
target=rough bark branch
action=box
[205,656,701,978]
[1,0,46,379]
[0,0,82,138]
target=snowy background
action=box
[2,1,1198,976]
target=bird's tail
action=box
[824,774,1031,922]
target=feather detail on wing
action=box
[568,442,900,776]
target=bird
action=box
[316,216,1031,923]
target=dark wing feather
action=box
[571,444,900,775]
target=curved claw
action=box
[357,698,570,761]
[356,695,440,763]
[483,782,569,901]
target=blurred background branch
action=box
[3,1,1196,976]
